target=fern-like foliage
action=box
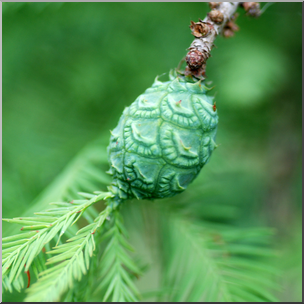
[2,139,143,302]
[95,211,142,302]
[2,191,113,297]
[59,211,142,302]
[24,202,113,302]
[159,215,279,302]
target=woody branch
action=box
[185,2,261,79]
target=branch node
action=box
[190,21,211,38]
[222,13,239,38]
[241,2,261,18]
[186,49,205,70]
[208,10,224,24]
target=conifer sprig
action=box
[24,202,114,302]
[2,191,113,294]
[95,211,142,302]
[159,216,279,302]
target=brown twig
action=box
[184,2,261,80]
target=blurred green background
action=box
[2,2,302,302]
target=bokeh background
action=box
[2,2,302,302]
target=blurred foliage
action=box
[2,2,302,302]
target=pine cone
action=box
[107,74,218,200]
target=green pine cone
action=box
[107,73,218,200]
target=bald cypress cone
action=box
[107,73,218,200]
